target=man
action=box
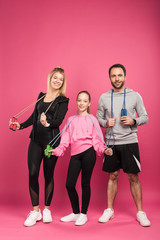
[97,64,151,227]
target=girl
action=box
[9,67,69,227]
[48,91,112,226]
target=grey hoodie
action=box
[97,88,148,145]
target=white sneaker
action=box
[137,211,151,227]
[98,208,114,223]
[43,208,52,223]
[24,209,42,227]
[60,213,80,222]
[75,213,87,226]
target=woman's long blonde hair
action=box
[47,66,66,96]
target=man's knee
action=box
[109,170,120,181]
[127,173,139,183]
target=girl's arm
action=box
[91,116,109,156]
[51,119,71,156]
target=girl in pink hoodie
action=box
[49,91,112,226]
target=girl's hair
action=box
[47,66,66,96]
[76,90,91,113]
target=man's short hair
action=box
[109,64,126,77]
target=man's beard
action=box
[111,81,125,89]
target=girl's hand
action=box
[9,119,20,130]
[44,149,55,156]
[104,148,113,156]
[49,149,55,155]
[40,112,47,126]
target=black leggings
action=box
[66,147,96,214]
[28,140,57,206]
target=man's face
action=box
[110,67,125,90]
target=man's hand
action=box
[106,117,116,127]
[120,116,134,126]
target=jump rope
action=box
[45,88,127,157]
[10,89,127,156]
[107,87,127,148]
[9,94,55,131]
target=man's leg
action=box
[127,173,142,211]
[99,170,120,223]
[107,170,120,209]
[127,173,150,227]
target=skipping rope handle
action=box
[45,145,53,158]
[9,117,18,131]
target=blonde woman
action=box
[10,67,69,226]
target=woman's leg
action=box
[43,155,58,207]
[28,141,43,208]
[81,147,96,214]
[66,155,82,214]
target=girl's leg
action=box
[81,147,96,214]
[66,155,82,214]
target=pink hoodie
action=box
[54,114,106,156]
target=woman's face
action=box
[50,72,64,90]
[77,93,90,114]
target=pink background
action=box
[0,0,159,239]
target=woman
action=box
[48,91,112,226]
[9,67,69,227]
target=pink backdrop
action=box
[0,0,159,214]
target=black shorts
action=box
[103,143,141,174]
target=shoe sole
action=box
[43,218,52,223]
[37,215,42,221]
[60,217,79,222]
[136,218,151,227]
[60,219,77,222]
[24,215,42,227]
[98,215,114,223]
[75,220,87,226]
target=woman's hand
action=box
[104,148,113,156]
[40,112,47,126]
[9,119,20,130]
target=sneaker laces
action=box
[138,211,149,222]
[105,208,113,213]
[43,209,51,215]
[27,211,38,219]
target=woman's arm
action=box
[20,92,43,129]
[47,100,69,128]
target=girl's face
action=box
[77,93,90,114]
[50,72,64,90]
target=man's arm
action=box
[96,96,107,128]
[135,92,149,126]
